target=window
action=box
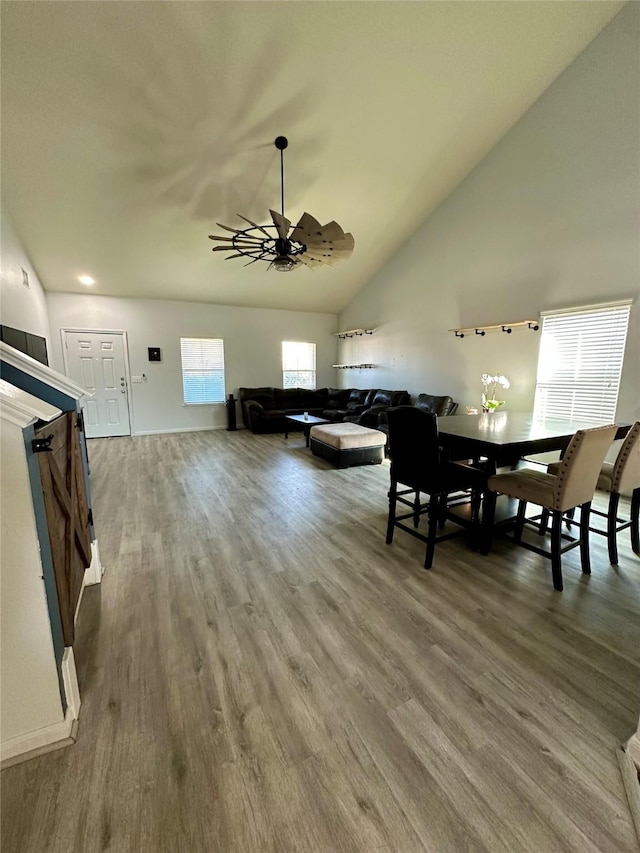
[180,338,225,404]
[282,341,316,389]
[533,302,631,423]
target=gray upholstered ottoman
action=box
[309,422,387,468]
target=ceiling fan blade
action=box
[297,256,326,270]
[236,214,272,239]
[215,222,247,235]
[269,210,291,239]
[292,212,323,243]
[224,253,250,261]
[301,252,340,266]
[315,220,346,242]
[209,234,264,245]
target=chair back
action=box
[387,406,440,489]
[612,421,640,493]
[553,424,617,511]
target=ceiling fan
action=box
[208,136,354,272]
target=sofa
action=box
[342,389,411,428]
[239,386,412,434]
[376,393,458,439]
[239,386,330,433]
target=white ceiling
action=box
[0,1,624,315]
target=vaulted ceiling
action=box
[0,1,623,314]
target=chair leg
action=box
[580,502,592,575]
[607,492,619,565]
[514,500,527,542]
[565,506,576,528]
[538,508,549,535]
[438,493,447,530]
[480,490,497,556]
[471,486,482,525]
[424,495,439,569]
[631,488,640,555]
[386,480,397,544]
[550,510,563,591]
[413,491,421,528]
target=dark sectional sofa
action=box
[238,387,411,434]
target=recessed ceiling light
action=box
[78,275,95,285]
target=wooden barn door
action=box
[34,412,92,645]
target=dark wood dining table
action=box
[437,412,629,474]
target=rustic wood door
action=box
[35,412,92,645]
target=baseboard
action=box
[133,425,225,436]
[84,538,104,586]
[62,647,81,720]
[627,732,640,770]
[1,707,78,767]
[617,747,640,845]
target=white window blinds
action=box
[533,302,631,423]
[180,338,226,404]
[282,341,316,389]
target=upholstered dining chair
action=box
[481,424,617,591]
[546,421,640,565]
[385,407,485,569]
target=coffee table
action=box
[284,414,332,447]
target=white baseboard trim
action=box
[1,706,78,767]
[617,747,640,846]
[62,647,81,720]
[84,539,104,586]
[627,732,640,770]
[133,425,225,436]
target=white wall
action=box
[46,293,338,434]
[0,207,51,344]
[0,421,65,746]
[338,5,640,422]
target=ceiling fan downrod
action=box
[274,135,288,219]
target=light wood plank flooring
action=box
[3,429,640,852]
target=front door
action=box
[63,330,131,438]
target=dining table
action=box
[437,411,630,475]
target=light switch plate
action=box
[132,375,143,383]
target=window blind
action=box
[180,338,225,404]
[282,341,316,389]
[533,303,630,423]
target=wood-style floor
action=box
[3,429,640,852]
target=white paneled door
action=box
[63,331,131,438]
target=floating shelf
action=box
[334,328,374,339]
[332,363,376,370]
[449,319,540,338]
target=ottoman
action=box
[309,422,387,468]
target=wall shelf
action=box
[332,363,375,370]
[334,328,374,339]
[449,319,540,338]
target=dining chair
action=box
[545,421,640,564]
[481,424,617,590]
[385,407,486,569]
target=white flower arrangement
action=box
[481,373,510,412]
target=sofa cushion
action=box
[371,389,393,407]
[239,387,275,407]
[416,393,455,417]
[326,388,353,409]
[348,389,368,405]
